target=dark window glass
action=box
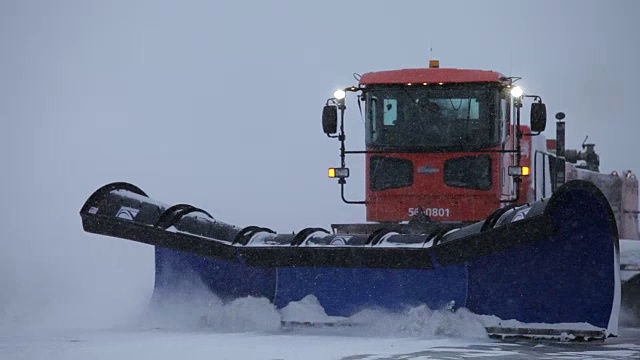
[370,156,414,191]
[444,155,492,190]
[365,84,499,151]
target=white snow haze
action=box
[1,0,639,345]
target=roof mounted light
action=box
[510,86,524,98]
[333,89,346,100]
[429,59,440,68]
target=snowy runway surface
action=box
[2,327,639,359]
[3,290,639,359]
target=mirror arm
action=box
[515,101,523,168]
[338,103,347,168]
[523,94,542,103]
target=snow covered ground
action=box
[2,291,639,360]
[2,324,640,359]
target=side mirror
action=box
[530,102,547,132]
[322,105,338,135]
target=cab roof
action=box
[359,68,508,85]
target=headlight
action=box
[328,167,350,178]
[510,86,524,98]
[333,89,346,100]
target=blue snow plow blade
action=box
[79,179,621,340]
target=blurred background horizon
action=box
[1,0,638,332]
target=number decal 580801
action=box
[408,207,450,217]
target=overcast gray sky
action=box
[1,0,639,330]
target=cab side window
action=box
[383,99,397,125]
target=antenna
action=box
[426,39,439,68]
[508,49,513,77]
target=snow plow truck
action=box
[80,60,640,341]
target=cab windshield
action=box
[365,84,499,151]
